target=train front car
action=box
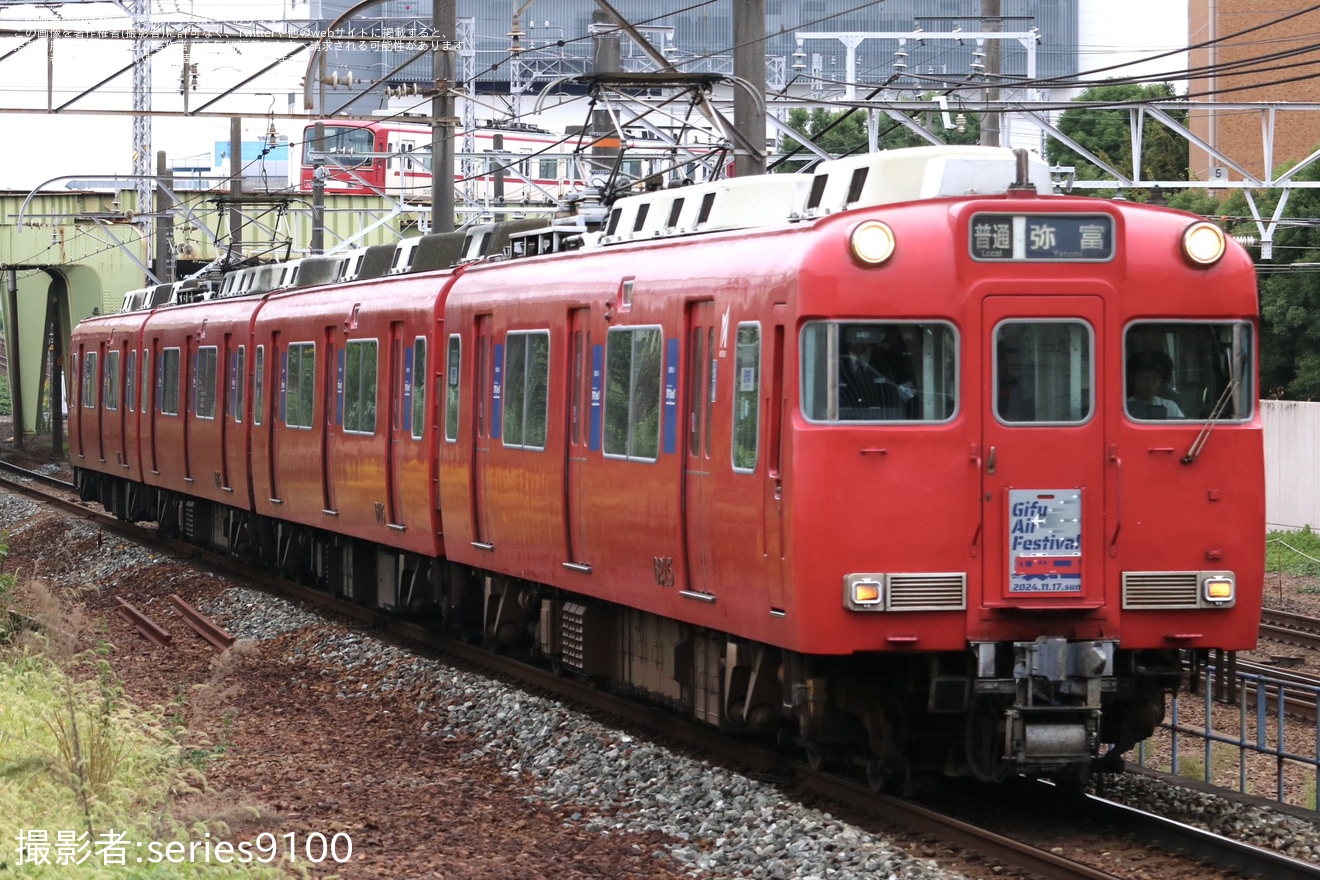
[785,149,1263,785]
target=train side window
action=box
[126,350,137,413]
[343,339,378,435]
[195,346,219,420]
[1123,321,1253,421]
[253,345,265,426]
[234,346,246,423]
[104,350,121,412]
[81,351,98,409]
[445,334,461,443]
[502,330,549,450]
[160,348,181,416]
[994,321,1092,425]
[285,342,316,429]
[411,337,426,440]
[604,326,662,462]
[732,323,760,472]
[801,322,957,423]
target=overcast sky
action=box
[0,0,1190,191]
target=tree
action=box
[1172,161,1320,400]
[1046,82,1189,188]
[775,103,981,172]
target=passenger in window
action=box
[1127,351,1185,419]
[840,326,902,413]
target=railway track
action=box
[1261,608,1320,652]
[0,462,1315,880]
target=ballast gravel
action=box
[197,586,1320,878]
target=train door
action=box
[322,326,336,514]
[93,342,106,463]
[763,321,787,612]
[980,296,1107,608]
[268,334,281,501]
[182,335,194,482]
[386,322,404,527]
[471,315,493,547]
[563,308,592,570]
[115,341,128,469]
[146,344,160,474]
[682,300,717,595]
[218,333,232,491]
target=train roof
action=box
[594,145,1053,248]
[115,146,1054,315]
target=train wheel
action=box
[965,697,1013,784]
[1055,761,1091,792]
[805,746,828,772]
[865,757,909,794]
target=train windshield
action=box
[1123,322,1253,421]
[302,126,376,167]
[800,321,957,422]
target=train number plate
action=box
[969,213,1114,262]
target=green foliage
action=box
[0,373,11,417]
[0,583,284,878]
[1045,81,1189,195]
[1239,161,1320,399]
[0,653,284,877]
[775,103,981,172]
[1266,526,1320,576]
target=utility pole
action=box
[590,10,621,175]
[5,269,23,451]
[154,151,174,284]
[732,0,766,176]
[229,117,243,255]
[310,120,325,254]
[980,0,1001,148]
[433,0,456,233]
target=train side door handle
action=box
[986,446,996,475]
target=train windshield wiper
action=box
[1181,380,1239,464]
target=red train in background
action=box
[70,145,1264,788]
[298,118,713,202]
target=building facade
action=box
[1189,1,1320,181]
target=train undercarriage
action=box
[77,471,1182,789]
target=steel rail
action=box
[170,593,236,650]
[114,597,172,647]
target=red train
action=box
[70,145,1264,788]
[299,118,709,202]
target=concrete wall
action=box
[1262,399,1320,531]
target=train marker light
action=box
[850,221,896,265]
[850,578,884,607]
[1182,221,1226,266]
[1203,576,1234,604]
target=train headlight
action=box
[844,575,885,610]
[1182,221,1226,266]
[1202,575,1234,605]
[850,221,896,266]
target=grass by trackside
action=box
[1266,526,1320,579]
[0,537,296,878]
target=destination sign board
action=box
[969,213,1114,262]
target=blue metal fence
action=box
[1134,666,1320,811]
